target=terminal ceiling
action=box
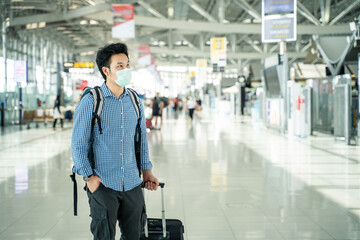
[1,0,360,68]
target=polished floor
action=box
[1,108,360,240]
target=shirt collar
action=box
[100,82,129,98]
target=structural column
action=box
[2,20,7,96]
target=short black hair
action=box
[96,42,129,80]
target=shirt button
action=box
[121,140,123,142]
[121,126,123,128]
[121,112,123,114]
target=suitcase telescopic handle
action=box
[142,181,167,238]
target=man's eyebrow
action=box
[115,61,130,64]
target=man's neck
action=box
[105,80,125,98]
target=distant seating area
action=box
[21,108,73,129]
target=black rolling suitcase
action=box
[141,182,184,240]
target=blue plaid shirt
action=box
[71,83,152,192]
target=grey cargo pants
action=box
[86,183,145,240]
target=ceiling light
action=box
[11,6,35,9]
[90,20,98,25]
[63,31,72,34]
[80,20,88,25]
[159,41,166,46]
[69,4,79,9]
[57,27,66,30]
[38,22,46,28]
[175,41,182,46]
[168,7,174,18]
[84,0,95,6]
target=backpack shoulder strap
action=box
[89,86,104,134]
[127,88,140,120]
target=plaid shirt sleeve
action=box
[71,94,94,177]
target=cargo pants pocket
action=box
[90,209,110,240]
[87,185,112,240]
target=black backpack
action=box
[70,86,142,216]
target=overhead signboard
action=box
[196,59,207,68]
[63,62,94,68]
[63,62,94,73]
[112,4,135,39]
[138,46,151,66]
[13,60,27,83]
[263,0,295,15]
[262,0,297,43]
[210,37,227,72]
[262,16,296,42]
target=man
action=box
[71,42,159,240]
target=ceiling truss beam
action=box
[181,0,218,23]
[232,0,261,21]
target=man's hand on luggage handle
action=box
[142,170,159,191]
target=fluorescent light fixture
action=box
[38,22,46,28]
[63,31,72,34]
[168,7,174,18]
[175,41,182,46]
[90,20,98,25]
[80,20,88,25]
[57,27,66,30]
[69,4,79,9]
[11,6,35,9]
[350,22,356,32]
[159,41,166,46]
[84,0,95,6]
[80,51,95,56]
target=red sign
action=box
[76,80,88,90]
[112,4,135,38]
[112,4,134,26]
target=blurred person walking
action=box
[151,93,164,130]
[53,95,64,130]
[187,97,196,121]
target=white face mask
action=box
[109,68,132,87]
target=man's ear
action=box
[102,66,109,77]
